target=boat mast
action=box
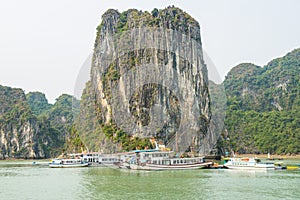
[175,132,178,152]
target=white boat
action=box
[224,157,274,170]
[99,154,120,165]
[49,158,89,168]
[117,149,212,171]
[81,152,121,166]
[82,152,100,165]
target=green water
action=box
[0,160,299,200]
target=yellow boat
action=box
[286,165,299,170]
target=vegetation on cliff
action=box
[33,94,80,155]
[26,92,52,116]
[0,86,48,158]
[221,48,300,154]
[95,6,200,48]
[76,81,153,153]
[0,85,80,158]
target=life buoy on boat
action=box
[241,158,249,161]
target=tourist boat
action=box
[224,157,275,170]
[49,158,89,168]
[82,152,100,165]
[99,154,121,165]
[116,149,213,171]
[80,152,121,166]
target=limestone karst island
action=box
[0,4,299,200]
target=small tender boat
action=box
[117,149,212,171]
[224,157,274,170]
[286,165,299,170]
[32,161,51,166]
[274,162,287,170]
[49,158,89,168]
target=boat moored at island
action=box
[224,157,275,170]
[116,149,213,170]
[49,158,89,168]
[274,162,287,170]
[80,152,121,167]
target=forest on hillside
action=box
[220,48,300,154]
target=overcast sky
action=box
[0,0,299,103]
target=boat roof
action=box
[131,149,161,153]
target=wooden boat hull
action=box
[125,162,213,171]
[49,163,89,168]
[224,165,274,170]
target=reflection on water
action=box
[0,161,299,200]
[82,168,211,200]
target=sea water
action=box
[0,160,299,200]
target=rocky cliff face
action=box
[0,86,74,159]
[79,7,214,154]
[0,85,46,159]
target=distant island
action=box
[0,6,299,159]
